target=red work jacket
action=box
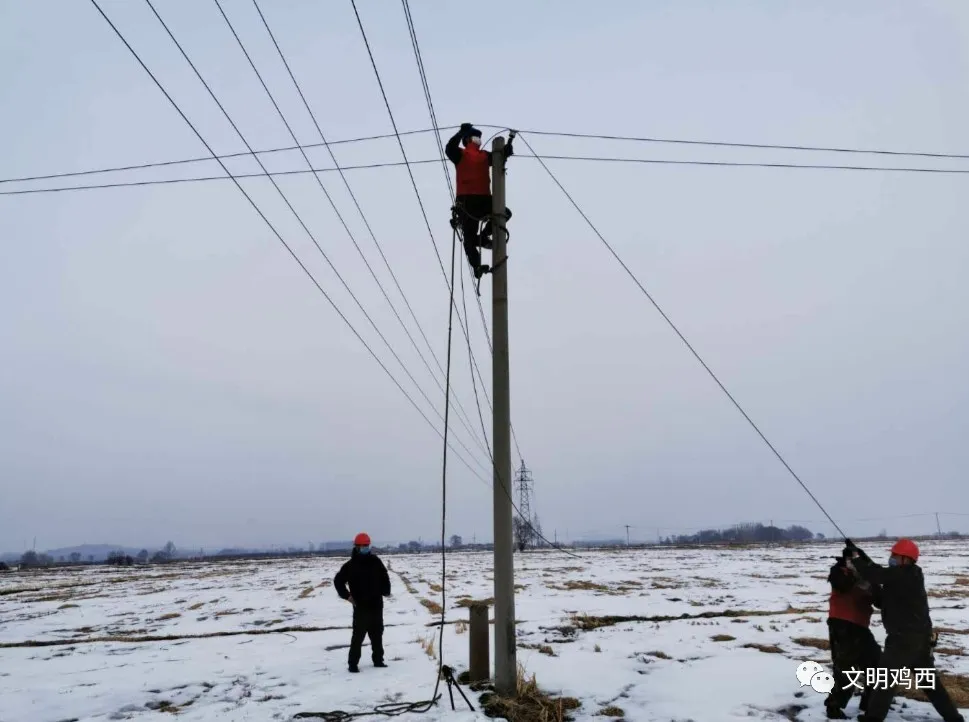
[829,567,875,627]
[456,143,491,196]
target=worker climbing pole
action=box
[445,123,519,694]
[446,123,515,295]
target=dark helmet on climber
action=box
[462,125,483,147]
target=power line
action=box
[86,0,489,488]
[143,0,488,472]
[218,0,488,458]
[394,5,553,556]
[0,159,443,196]
[395,1,525,465]
[518,131,850,540]
[525,153,969,175]
[0,126,454,186]
[8,122,968,188]
[349,1,496,455]
[350,0,449,296]
[7,150,968,198]
[509,127,969,162]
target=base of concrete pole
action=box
[469,603,490,682]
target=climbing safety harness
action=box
[450,204,512,297]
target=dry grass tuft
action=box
[187,602,205,611]
[481,664,581,722]
[57,603,79,610]
[792,636,830,651]
[646,650,671,659]
[429,583,443,593]
[455,597,494,609]
[936,626,969,636]
[742,642,785,654]
[596,706,625,717]
[711,634,735,642]
[298,586,315,599]
[565,606,813,633]
[928,585,969,599]
[155,613,181,622]
[416,633,436,659]
[547,580,610,593]
[934,646,966,657]
[397,573,418,596]
[593,644,601,653]
[953,577,969,586]
[421,598,443,616]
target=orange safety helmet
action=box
[890,538,919,562]
[353,532,371,547]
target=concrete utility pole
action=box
[491,135,516,696]
[935,512,943,538]
[625,525,631,546]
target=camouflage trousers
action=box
[862,632,962,722]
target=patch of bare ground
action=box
[897,671,969,708]
[646,650,671,659]
[186,602,205,611]
[0,624,353,649]
[57,603,79,610]
[547,580,610,593]
[521,643,557,657]
[711,634,735,642]
[742,642,785,654]
[563,605,816,632]
[429,583,443,593]
[650,577,684,590]
[155,613,181,621]
[480,664,582,722]
[792,636,829,651]
[397,573,418,596]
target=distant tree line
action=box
[660,522,818,546]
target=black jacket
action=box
[852,552,932,636]
[334,549,391,609]
[829,559,883,608]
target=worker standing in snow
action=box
[333,532,391,673]
[846,538,964,722]
[445,123,514,280]
[824,548,882,719]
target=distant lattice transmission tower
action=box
[513,460,541,551]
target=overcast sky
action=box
[1,1,967,553]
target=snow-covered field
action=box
[1,540,967,722]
